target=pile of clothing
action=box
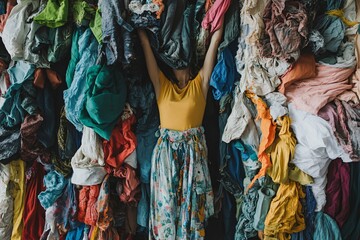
[0,0,359,239]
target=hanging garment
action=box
[149,127,214,239]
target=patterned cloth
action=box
[149,127,214,239]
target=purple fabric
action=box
[318,99,359,161]
[324,159,350,228]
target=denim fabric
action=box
[210,43,238,101]
[137,183,150,229]
[153,0,205,69]
[100,0,134,65]
[64,27,98,131]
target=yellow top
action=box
[157,71,206,131]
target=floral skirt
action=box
[149,127,214,239]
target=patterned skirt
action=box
[149,127,214,239]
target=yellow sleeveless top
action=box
[157,71,206,131]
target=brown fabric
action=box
[260,0,308,61]
[279,53,316,94]
[33,68,62,89]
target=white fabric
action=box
[71,126,105,168]
[124,150,137,169]
[289,104,351,211]
[264,92,288,120]
[71,166,107,186]
[0,163,13,240]
[128,0,159,14]
[1,0,49,68]
[222,85,260,150]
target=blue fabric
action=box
[63,27,98,131]
[137,183,151,229]
[65,223,85,240]
[314,212,342,240]
[210,45,237,100]
[222,189,236,240]
[38,170,67,209]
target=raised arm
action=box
[137,29,160,98]
[199,23,224,98]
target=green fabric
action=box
[34,0,69,28]
[90,9,102,43]
[72,0,102,43]
[80,64,127,140]
[48,24,73,62]
[65,28,81,87]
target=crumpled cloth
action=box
[77,185,100,226]
[103,113,137,169]
[33,68,62,89]
[260,0,308,62]
[33,0,69,28]
[20,114,50,162]
[235,0,290,96]
[0,163,13,240]
[342,101,360,161]
[38,170,67,209]
[289,104,351,211]
[22,161,45,240]
[71,126,104,168]
[222,86,260,149]
[318,100,360,161]
[247,93,276,190]
[97,175,113,231]
[324,159,350,228]
[279,53,316,94]
[264,92,288,120]
[313,212,342,240]
[64,27,98,131]
[264,182,305,240]
[285,64,355,115]
[0,0,16,33]
[79,64,127,140]
[0,125,20,163]
[201,0,230,33]
[111,163,141,205]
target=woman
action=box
[138,21,223,239]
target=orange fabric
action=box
[152,0,164,19]
[278,53,316,94]
[33,68,62,89]
[78,185,100,226]
[157,71,206,131]
[246,92,276,190]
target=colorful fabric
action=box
[149,127,214,239]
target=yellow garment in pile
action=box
[267,116,313,185]
[264,181,305,240]
[157,71,206,131]
[9,160,25,240]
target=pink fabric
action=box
[285,64,355,114]
[201,0,230,33]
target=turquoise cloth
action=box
[38,170,67,209]
[80,64,127,140]
[314,212,342,240]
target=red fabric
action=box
[324,158,350,228]
[201,0,230,33]
[103,115,137,169]
[22,161,46,240]
[111,164,141,204]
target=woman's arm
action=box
[199,23,224,98]
[137,29,160,98]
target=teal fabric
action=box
[65,28,81,87]
[79,64,127,140]
[314,212,342,240]
[34,0,69,28]
[253,187,275,231]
